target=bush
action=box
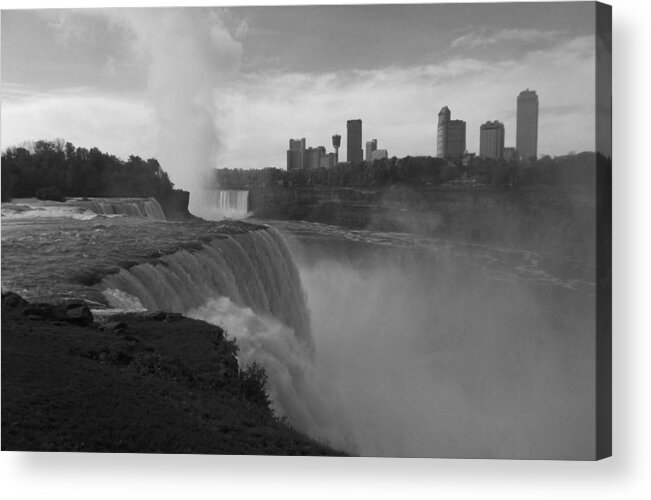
[35,185,66,202]
[239,362,269,406]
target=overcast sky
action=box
[2,3,598,187]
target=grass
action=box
[1,300,345,456]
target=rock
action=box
[23,304,55,320]
[142,311,167,321]
[99,321,127,333]
[22,302,92,327]
[64,304,93,327]
[2,292,29,310]
[165,312,183,322]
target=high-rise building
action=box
[479,121,505,159]
[516,89,539,161]
[503,147,517,161]
[437,106,466,158]
[371,149,388,161]
[305,146,326,169]
[347,119,363,164]
[366,139,377,162]
[287,138,306,170]
[332,134,341,164]
[320,153,336,169]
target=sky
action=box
[1,2,599,190]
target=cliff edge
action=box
[1,292,344,456]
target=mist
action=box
[299,248,595,458]
[183,224,595,458]
[119,8,242,213]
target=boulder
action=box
[23,304,55,320]
[19,299,93,327]
[64,304,93,327]
[2,291,29,310]
[142,311,167,321]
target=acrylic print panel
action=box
[0,2,611,460]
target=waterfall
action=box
[98,226,337,440]
[78,197,166,220]
[100,226,312,350]
[191,190,249,220]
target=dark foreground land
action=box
[1,293,344,456]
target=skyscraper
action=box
[479,121,505,159]
[437,106,466,158]
[516,89,539,161]
[305,146,325,170]
[332,134,341,164]
[287,138,306,170]
[365,139,377,162]
[347,119,363,164]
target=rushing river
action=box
[1,198,596,459]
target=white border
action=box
[1,1,649,499]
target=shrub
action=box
[35,185,66,202]
[239,362,269,406]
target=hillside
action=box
[1,293,344,456]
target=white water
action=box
[191,190,249,221]
[77,197,166,220]
[1,198,167,221]
[1,201,98,220]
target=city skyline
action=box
[2,3,599,190]
[286,87,535,170]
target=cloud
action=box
[451,28,564,50]
[214,35,595,168]
[1,89,157,159]
[1,33,595,171]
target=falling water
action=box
[191,189,249,220]
[77,197,167,220]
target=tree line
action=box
[1,139,174,202]
[214,152,606,191]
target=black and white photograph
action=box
[2,1,611,463]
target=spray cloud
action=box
[119,8,242,207]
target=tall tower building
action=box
[347,119,363,165]
[479,121,505,159]
[516,89,539,161]
[286,138,306,170]
[437,106,466,158]
[332,134,341,164]
[365,139,377,162]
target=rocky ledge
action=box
[1,292,344,456]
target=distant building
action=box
[437,106,466,158]
[320,153,336,169]
[365,139,377,162]
[503,147,517,161]
[516,89,539,161]
[332,134,341,164]
[305,146,326,170]
[347,119,363,164]
[371,149,388,161]
[287,138,306,170]
[479,121,505,159]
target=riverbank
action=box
[1,293,344,456]
[248,183,596,261]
